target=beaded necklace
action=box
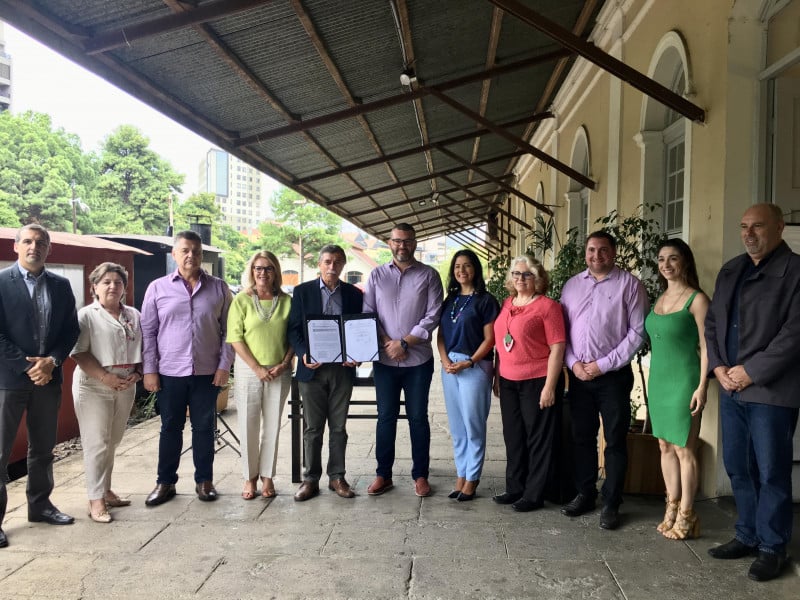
[252,292,279,323]
[449,291,475,323]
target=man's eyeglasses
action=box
[511,271,534,280]
[389,238,415,246]
[253,266,275,273]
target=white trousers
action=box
[72,367,136,500]
[235,355,290,479]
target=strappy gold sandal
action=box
[656,496,680,533]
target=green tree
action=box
[0,200,20,227]
[255,187,343,270]
[214,224,251,286]
[0,111,96,231]
[174,192,223,232]
[93,125,183,234]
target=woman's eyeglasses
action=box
[253,266,275,273]
[511,271,534,280]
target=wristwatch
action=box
[399,339,409,352]
[49,356,61,367]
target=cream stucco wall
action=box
[511,0,785,497]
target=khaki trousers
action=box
[235,355,290,479]
[72,367,136,500]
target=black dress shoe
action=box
[456,491,475,502]
[748,551,788,582]
[145,483,176,506]
[599,505,620,530]
[0,528,8,548]
[448,490,461,499]
[195,481,218,501]
[561,493,596,517]
[708,538,758,560]
[28,507,75,525]
[512,498,544,512]
[492,492,522,505]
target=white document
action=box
[344,317,379,362]
[307,318,343,363]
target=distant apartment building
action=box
[198,149,267,235]
[0,23,12,111]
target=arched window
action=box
[565,127,591,240]
[636,32,693,240]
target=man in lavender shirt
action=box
[560,231,648,530]
[141,230,234,506]
[363,223,443,497]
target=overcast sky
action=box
[4,23,225,198]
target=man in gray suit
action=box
[0,224,80,548]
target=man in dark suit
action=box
[0,224,80,548]
[288,245,363,501]
[705,203,800,582]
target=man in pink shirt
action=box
[141,231,234,506]
[560,231,648,530]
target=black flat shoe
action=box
[561,493,596,517]
[599,505,620,530]
[0,528,7,548]
[748,552,788,582]
[708,538,758,560]
[448,490,461,499]
[28,507,75,525]
[457,491,475,502]
[512,498,543,512]
[492,492,522,505]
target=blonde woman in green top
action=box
[227,251,294,500]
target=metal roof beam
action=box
[347,179,508,219]
[448,235,490,260]
[368,195,514,241]
[233,48,571,147]
[435,145,551,214]
[84,0,273,54]
[436,179,528,230]
[326,151,525,207]
[293,112,551,185]
[429,87,594,193]
[488,0,706,123]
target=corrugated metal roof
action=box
[5,0,695,252]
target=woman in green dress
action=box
[645,239,709,540]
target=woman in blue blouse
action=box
[437,249,500,501]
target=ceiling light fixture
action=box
[431,192,440,204]
[400,69,417,86]
[418,198,426,207]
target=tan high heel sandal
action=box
[663,508,700,540]
[656,497,680,533]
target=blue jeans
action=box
[373,359,434,480]
[720,391,798,555]
[441,352,492,481]
[156,374,218,485]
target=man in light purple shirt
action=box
[141,231,234,506]
[363,223,443,498]
[560,231,648,530]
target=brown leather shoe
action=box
[195,481,218,502]
[328,478,356,498]
[145,483,176,507]
[367,476,393,496]
[414,477,431,497]
[293,480,320,502]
